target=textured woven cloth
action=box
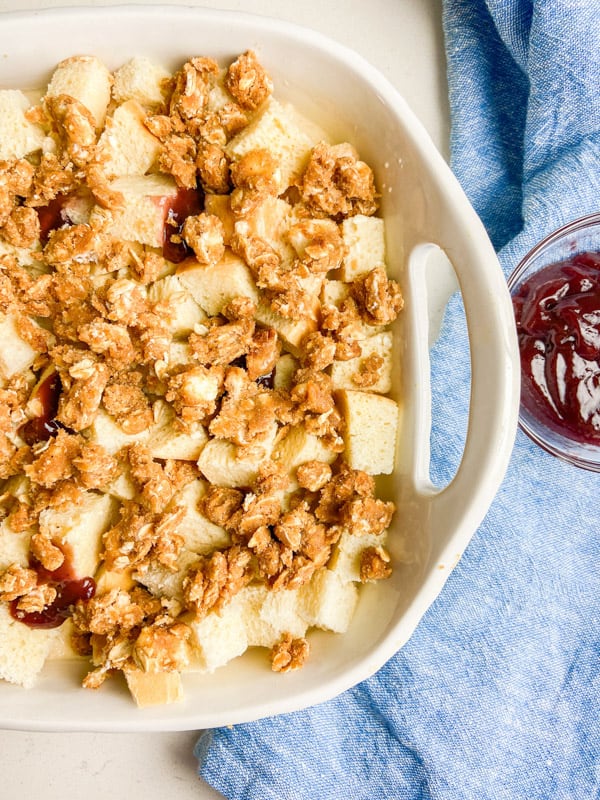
[196,2,600,797]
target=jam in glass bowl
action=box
[508,212,600,470]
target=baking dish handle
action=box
[405,238,519,555]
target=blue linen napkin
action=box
[196,2,600,797]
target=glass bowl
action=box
[508,212,600,471]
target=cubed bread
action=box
[227,99,321,191]
[0,602,58,688]
[177,249,259,316]
[148,400,209,461]
[197,434,275,488]
[45,55,112,130]
[187,600,248,673]
[254,299,318,354]
[96,99,162,177]
[203,194,235,245]
[0,314,40,378]
[0,519,31,571]
[273,353,298,390]
[37,492,117,578]
[90,174,178,247]
[338,389,399,475]
[328,531,386,583]
[0,90,47,159]
[273,425,337,479]
[321,279,382,340]
[235,196,295,266]
[297,568,358,632]
[112,57,171,109]
[124,667,183,707]
[330,331,393,394]
[147,274,207,336]
[89,408,150,455]
[240,584,307,648]
[170,480,230,554]
[134,548,199,601]
[340,214,386,281]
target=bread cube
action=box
[91,174,178,248]
[227,99,321,191]
[147,274,207,336]
[170,480,230,554]
[96,99,162,177]
[297,568,358,632]
[0,90,47,159]
[0,602,58,688]
[177,250,259,316]
[254,299,318,354]
[321,279,382,340]
[273,353,298,390]
[235,196,295,267]
[239,584,307,648]
[330,331,393,394]
[37,492,117,578]
[187,600,248,673]
[89,408,150,455]
[340,215,386,281]
[0,238,42,269]
[112,57,171,109]
[338,390,399,475]
[148,401,209,461]
[0,314,39,378]
[45,55,112,130]
[135,548,200,601]
[203,194,235,245]
[328,531,386,583]
[273,425,337,480]
[47,618,83,660]
[124,667,183,707]
[94,564,135,594]
[0,519,31,571]
[197,435,275,488]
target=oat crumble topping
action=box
[0,50,403,707]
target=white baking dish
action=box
[0,5,519,731]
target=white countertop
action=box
[0,1,447,797]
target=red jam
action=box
[36,195,72,244]
[19,371,63,446]
[10,548,96,630]
[162,187,204,263]
[513,250,600,443]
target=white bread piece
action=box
[96,99,162,177]
[235,196,295,267]
[321,279,383,340]
[0,314,39,378]
[340,215,386,281]
[187,599,248,673]
[135,548,200,601]
[112,57,171,109]
[0,90,47,159]
[197,432,276,488]
[124,667,183,707]
[89,408,150,455]
[90,174,178,248]
[203,194,235,245]
[254,299,318,354]
[273,425,337,480]
[148,400,208,461]
[273,353,297,390]
[0,238,42,269]
[330,331,393,394]
[0,519,31,571]
[328,531,386,583]
[148,274,207,337]
[0,603,59,688]
[177,249,260,316]
[94,564,135,594]
[297,567,358,632]
[45,55,112,130]
[47,618,83,660]
[170,479,230,554]
[227,98,322,191]
[38,492,117,578]
[338,389,399,475]
[105,467,137,502]
[239,584,307,648]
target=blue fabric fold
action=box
[196,2,600,797]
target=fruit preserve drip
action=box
[36,195,72,244]
[18,370,63,446]
[11,547,96,629]
[512,251,600,443]
[162,186,204,263]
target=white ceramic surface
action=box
[0,4,519,733]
